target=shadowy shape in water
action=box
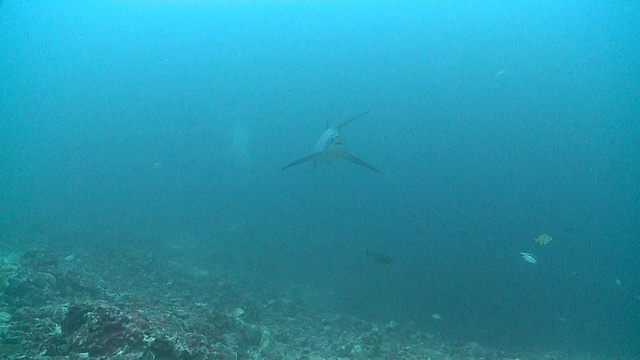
[366,249,393,265]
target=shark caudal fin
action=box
[336,111,370,129]
[342,152,380,173]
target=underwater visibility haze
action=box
[1,1,639,358]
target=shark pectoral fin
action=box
[281,152,323,171]
[342,152,380,173]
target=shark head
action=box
[314,128,346,160]
[282,112,379,173]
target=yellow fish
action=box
[534,233,553,246]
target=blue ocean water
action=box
[1,1,638,357]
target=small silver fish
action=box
[520,252,537,264]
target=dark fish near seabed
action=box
[366,250,393,265]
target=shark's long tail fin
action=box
[336,111,370,129]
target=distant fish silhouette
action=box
[366,249,393,265]
[281,112,379,173]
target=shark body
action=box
[281,112,379,173]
